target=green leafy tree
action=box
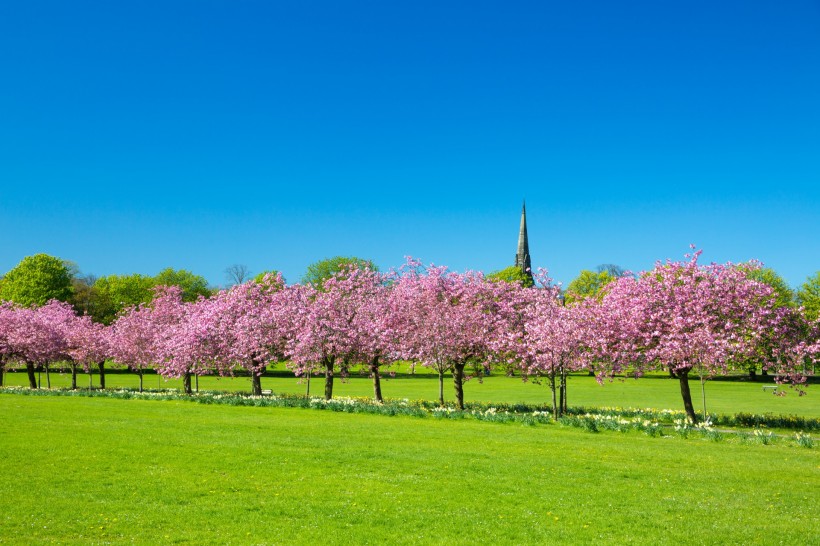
[153,268,212,302]
[93,274,156,324]
[487,266,534,287]
[797,272,820,321]
[69,273,98,316]
[564,269,615,305]
[742,266,794,309]
[301,256,376,287]
[253,270,285,285]
[0,254,73,305]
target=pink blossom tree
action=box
[110,300,163,392]
[494,271,592,418]
[392,261,499,409]
[594,249,792,423]
[64,314,111,390]
[288,267,383,400]
[343,268,395,402]
[2,301,75,388]
[209,273,292,395]
[150,286,207,394]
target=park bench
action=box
[762,385,778,394]
[261,389,273,395]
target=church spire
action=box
[515,201,532,281]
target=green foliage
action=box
[487,266,534,287]
[797,271,820,321]
[92,274,156,324]
[0,253,73,305]
[153,268,213,301]
[253,270,285,286]
[564,269,614,304]
[301,256,376,287]
[741,265,794,309]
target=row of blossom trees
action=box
[1,251,818,422]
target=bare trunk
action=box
[437,370,445,406]
[324,358,334,400]
[251,372,262,396]
[0,363,4,387]
[195,374,199,393]
[97,361,106,389]
[183,372,192,395]
[45,364,51,389]
[70,363,78,390]
[26,362,38,389]
[558,362,567,416]
[549,372,558,420]
[138,369,144,393]
[453,362,466,410]
[678,369,698,423]
[370,357,383,403]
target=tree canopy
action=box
[153,268,212,302]
[301,256,377,287]
[797,272,820,321]
[564,269,615,305]
[487,266,534,287]
[0,254,74,306]
[742,265,794,309]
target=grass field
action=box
[4,366,819,418]
[1,395,818,545]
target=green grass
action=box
[4,366,819,418]
[0,395,818,545]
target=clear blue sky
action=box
[1,1,818,288]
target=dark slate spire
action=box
[515,201,532,280]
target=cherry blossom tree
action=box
[494,271,592,417]
[64,314,111,389]
[151,287,206,394]
[594,249,793,423]
[392,260,499,409]
[288,267,379,400]
[344,268,395,402]
[2,301,75,388]
[210,273,292,395]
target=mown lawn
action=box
[1,395,818,545]
[4,367,819,418]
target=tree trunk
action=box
[437,370,445,407]
[251,372,262,396]
[748,365,757,380]
[45,364,51,389]
[678,369,698,423]
[0,363,4,387]
[549,372,558,420]
[195,374,199,393]
[138,369,144,393]
[370,357,383,403]
[70,363,78,390]
[558,362,567,416]
[452,362,466,410]
[323,358,334,400]
[98,361,106,389]
[183,372,192,395]
[26,363,38,389]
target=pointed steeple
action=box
[515,201,532,280]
